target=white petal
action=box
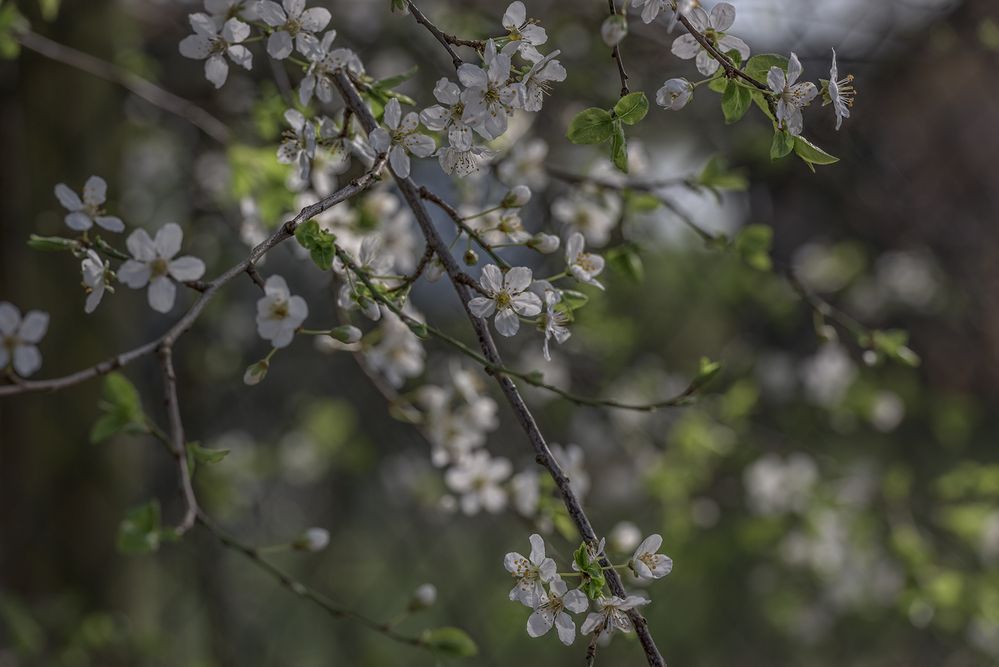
[267,31,294,59]
[710,2,736,31]
[529,533,546,564]
[504,266,533,292]
[126,228,157,261]
[299,7,331,32]
[0,302,19,336]
[384,98,402,130]
[222,17,250,43]
[117,260,152,288]
[12,345,42,377]
[179,35,213,60]
[670,34,700,60]
[18,311,49,343]
[389,145,411,179]
[403,133,436,158]
[154,222,184,259]
[494,308,520,336]
[479,264,504,293]
[95,216,124,233]
[82,175,107,207]
[147,276,177,313]
[65,212,93,231]
[526,609,554,638]
[468,297,496,318]
[257,0,286,26]
[54,183,83,211]
[205,55,230,88]
[563,589,589,614]
[168,256,206,281]
[554,612,576,645]
[503,1,526,29]
[786,52,803,86]
[457,64,488,89]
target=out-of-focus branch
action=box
[16,30,231,144]
[0,158,386,398]
[332,69,666,667]
[157,345,198,535]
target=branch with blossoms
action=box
[0,0,901,663]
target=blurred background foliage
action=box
[2,0,999,665]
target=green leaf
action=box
[560,290,589,310]
[90,373,147,444]
[27,235,78,252]
[734,224,773,271]
[708,76,728,94]
[421,627,478,658]
[691,357,722,391]
[0,1,27,60]
[117,501,162,555]
[406,320,429,339]
[744,53,788,86]
[610,120,628,173]
[294,219,336,270]
[38,0,61,20]
[606,245,644,283]
[721,82,752,124]
[867,329,921,367]
[793,136,839,167]
[613,91,649,126]
[627,192,662,213]
[189,443,230,465]
[567,108,615,145]
[770,130,795,160]
[698,156,748,192]
[374,65,418,90]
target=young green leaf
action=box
[770,130,795,159]
[294,219,336,270]
[734,224,774,271]
[793,136,839,167]
[613,91,649,126]
[90,373,148,444]
[422,627,478,658]
[610,120,628,173]
[567,108,615,144]
[117,501,162,555]
[721,82,752,124]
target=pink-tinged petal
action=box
[95,216,124,233]
[54,183,83,211]
[494,308,520,336]
[13,345,42,377]
[18,311,49,343]
[117,260,151,288]
[147,276,177,313]
[154,222,184,259]
[126,228,157,261]
[168,256,206,282]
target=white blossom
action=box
[499,137,548,188]
[656,77,693,111]
[438,144,492,177]
[526,576,589,645]
[744,452,818,516]
[421,77,473,152]
[53,176,124,233]
[0,302,48,377]
[825,48,855,131]
[256,275,308,349]
[670,3,749,76]
[565,233,605,290]
[445,449,512,515]
[294,527,330,552]
[118,223,206,313]
[629,534,674,580]
[258,0,331,60]
[365,308,426,387]
[631,0,668,24]
[518,50,566,113]
[179,14,252,89]
[80,249,109,314]
[551,443,589,499]
[580,595,651,639]
[528,232,560,254]
[502,1,547,61]
[468,265,542,337]
[369,98,435,179]
[511,469,541,517]
[768,52,818,137]
[609,521,643,553]
[297,31,338,104]
[539,287,570,361]
[504,533,557,607]
[278,109,317,184]
[204,0,259,21]
[410,583,437,609]
[459,39,521,140]
[552,194,617,247]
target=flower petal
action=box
[148,276,177,313]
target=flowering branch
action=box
[332,68,666,667]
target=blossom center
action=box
[495,290,513,309]
[150,258,170,278]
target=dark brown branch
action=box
[405,0,482,70]
[157,345,198,535]
[419,187,511,269]
[607,0,630,97]
[332,69,665,667]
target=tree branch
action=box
[157,345,198,535]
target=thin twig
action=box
[419,187,511,269]
[16,30,231,144]
[332,70,665,667]
[0,159,386,398]
[157,345,198,535]
[607,0,630,97]
[405,0,483,70]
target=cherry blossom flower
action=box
[118,223,206,313]
[468,265,542,337]
[656,77,693,111]
[825,48,855,131]
[204,0,259,21]
[538,287,570,361]
[510,469,541,517]
[258,0,331,60]
[580,595,651,639]
[499,138,548,188]
[445,449,512,515]
[518,50,566,113]
[528,232,560,254]
[631,0,668,24]
[0,302,48,377]
[438,144,492,177]
[365,309,426,387]
[670,3,749,76]
[80,249,109,314]
[256,275,308,349]
[502,1,547,61]
[551,194,617,247]
[629,534,674,580]
[54,176,124,233]
[565,233,606,290]
[609,521,643,553]
[527,576,589,645]
[179,14,252,89]
[421,78,473,152]
[768,52,818,137]
[369,99,435,179]
[297,31,338,104]
[278,109,317,183]
[459,39,521,140]
[505,533,557,607]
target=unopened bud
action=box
[601,14,628,47]
[293,527,330,552]
[501,185,532,208]
[243,359,269,386]
[528,233,560,254]
[463,249,479,265]
[330,325,362,344]
[409,583,437,610]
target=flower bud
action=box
[330,325,362,344]
[243,359,269,386]
[528,233,560,254]
[609,521,642,553]
[463,249,479,265]
[601,14,628,47]
[293,527,330,552]
[409,583,437,610]
[501,185,532,208]
[656,78,694,111]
